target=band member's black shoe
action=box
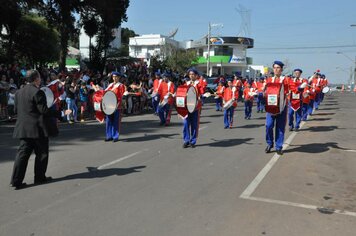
[11,182,27,190]
[34,176,52,185]
[113,139,119,142]
[183,143,190,148]
[289,127,293,131]
[105,138,113,142]
[265,146,272,153]
[191,144,196,148]
[276,150,283,155]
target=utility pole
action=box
[207,23,211,77]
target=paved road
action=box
[1,92,356,236]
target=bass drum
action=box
[40,87,54,108]
[175,85,198,118]
[265,82,285,115]
[322,86,330,94]
[92,90,105,123]
[101,90,118,115]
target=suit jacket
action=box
[13,84,62,139]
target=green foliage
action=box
[165,49,198,74]
[13,14,60,66]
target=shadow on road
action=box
[120,133,179,142]
[237,124,264,129]
[55,166,146,182]
[303,125,339,132]
[310,117,332,121]
[284,142,347,154]
[197,138,254,147]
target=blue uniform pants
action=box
[106,109,120,140]
[152,95,160,114]
[301,103,309,121]
[266,106,287,151]
[288,106,302,129]
[256,93,265,112]
[158,104,170,125]
[215,97,222,111]
[314,93,321,110]
[183,109,200,145]
[223,106,234,128]
[308,100,314,115]
[244,100,253,119]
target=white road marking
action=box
[97,150,144,170]
[199,126,207,131]
[242,196,356,218]
[344,149,356,153]
[240,121,305,198]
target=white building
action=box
[129,34,255,76]
[129,34,179,65]
[79,26,121,60]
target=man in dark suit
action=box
[10,70,71,190]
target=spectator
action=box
[0,74,9,119]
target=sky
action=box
[121,0,356,84]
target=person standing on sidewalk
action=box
[11,70,71,190]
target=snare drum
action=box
[265,82,285,115]
[175,85,198,118]
[322,86,330,94]
[101,90,118,115]
[40,87,54,108]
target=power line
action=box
[252,44,356,50]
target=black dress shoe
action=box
[265,146,272,153]
[276,150,283,155]
[113,139,119,142]
[183,143,189,148]
[34,176,53,184]
[105,138,113,142]
[289,127,293,131]
[12,182,27,190]
[190,144,196,148]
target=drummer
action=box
[243,82,255,119]
[223,79,238,128]
[151,72,162,115]
[182,68,204,148]
[288,68,304,131]
[264,61,290,155]
[215,81,225,111]
[252,77,265,113]
[104,72,125,142]
[157,73,175,126]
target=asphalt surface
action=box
[1,92,356,236]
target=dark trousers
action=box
[11,137,49,185]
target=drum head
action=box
[102,91,118,115]
[40,87,54,108]
[322,86,330,94]
[279,85,285,112]
[186,86,197,113]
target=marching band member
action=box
[232,72,243,101]
[312,72,323,110]
[223,79,238,128]
[104,72,125,142]
[157,73,175,126]
[243,82,255,119]
[199,75,207,105]
[264,61,290,155]
[301,83,314,121]
[288,69,304,131]
[307,72,319,116]
[215,81,225,111]
[320,74,328,102]
[151,72,162,115]
[182,68,204,148]
[252,77,265,113]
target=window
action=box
[214,46,233,56]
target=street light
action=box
[207,22,223,77]
[336,51,356,87]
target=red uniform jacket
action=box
[158,81,175,105]
[224,87,238,107]
[106,82,126,109]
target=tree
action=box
[39,0,81,71]
[166,48,198,74]
[13,14,60,66]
